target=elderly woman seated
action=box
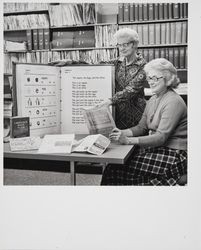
[101,58,187,185]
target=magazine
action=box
[82,106,116,137]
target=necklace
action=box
[149,91,168,123]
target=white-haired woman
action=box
[100,28,148,129]
[51,28,147,129]
[101,58,187,185]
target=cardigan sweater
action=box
[130,89,187,150]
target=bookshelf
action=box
[3,2,188,90]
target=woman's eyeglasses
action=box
[146,76,164,82]
[116,41,134,48]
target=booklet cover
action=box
[82,106,116,137]
[10,116,30,138]
[72,134,110,155]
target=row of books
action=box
[4,49,118,74]
[4,3,48,12]
[95,25,117,47]
[118,3,188,23]
[4,14,49,30]
[138,47,187,69]
[26,29,50,51]
[48,3,96,27]
[119,21,187,45]
[51,30,95,49]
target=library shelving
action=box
[4,2,188,92]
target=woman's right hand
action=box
[109,128,129,145]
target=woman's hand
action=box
[109,128,129,145]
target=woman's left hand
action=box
[109,128,129,145]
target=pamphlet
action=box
[38,134,75,154]
[72,134,110,155]
[9,136,42,151]
[82,106,116,137]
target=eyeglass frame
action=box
[116,41,135,48]
[146,76,164,82]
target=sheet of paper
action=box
[9,136,42,151]
[60,65,115,134]
[15,64,61,137]
[38,134,74,154]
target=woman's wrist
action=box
[126,137,139,145]
[122,129,133,137]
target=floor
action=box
[4,168,102,185]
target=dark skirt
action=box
[101,147,187,186]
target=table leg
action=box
[70,161,76,185]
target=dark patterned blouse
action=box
[109,52,147,129]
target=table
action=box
[4,142,135,185]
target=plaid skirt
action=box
[101,147,187,186]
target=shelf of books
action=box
[4,2,188,85]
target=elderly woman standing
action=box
[101,58,187,185]
[100,28,147,129]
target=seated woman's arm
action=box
[132,98,186,148]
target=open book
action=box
[13,63,115,137]
[38,134,74,154]
[72,134,110,156]
[82,106,115,137]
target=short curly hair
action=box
[114,28,139,46]
[144,58,180,89]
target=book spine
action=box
[179,47,185,69]
[181,22,187,44]
[163,3,168,19]
[154,3,159,20]
[129,3,134,22]
[155,23,161,45]
[173,47,179,68]
[123,3,129,22]
[138,4,143,21]
[161,23,166,45]
[118,3,124,23]
[173,3,180,19]
[137,24,143,46]
[38,29,44,50]
[26,29,33,51]
[165,23,170,44]
[33,29,39,50]
[148,3,154,20]
[175,22,182,44]
[168,3,173,19]
[44,28,50,49]
[154,48,160,58]
[148,23,155,45]
[148,48,154,61]
[160,48,165,58]
[183,3,188,18]
[142,24,148,45]
[143,3,148,21]
[185,47,187,69]
[143,49,149,62]
[158,3,163,20]
[170,22,176,44]
[134,4,139,21]
[168,48,174,65]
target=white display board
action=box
[14,63,114,136]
